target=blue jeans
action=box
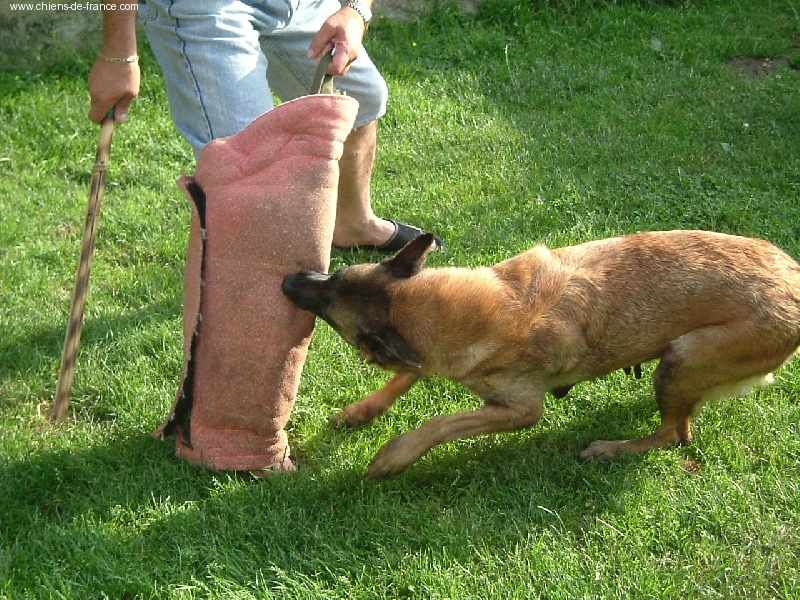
[139,0,389,156]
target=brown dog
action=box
[282,231,800,478]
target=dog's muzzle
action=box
[282,270,331,316]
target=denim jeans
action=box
[139,0,389,156]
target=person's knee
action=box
[353,75,388,128]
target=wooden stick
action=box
[52,112,116,421]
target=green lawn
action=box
[2,1,799,597]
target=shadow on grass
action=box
[0,296,182,393]
[0,288,183,421]
[0,378,666,595]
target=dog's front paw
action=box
[365,435,423,479]
[331,405,366,428]
[579,440,625,461]
[332,398,390,428]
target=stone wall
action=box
[0,1,103,70]
[377,0,480,20]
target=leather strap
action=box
[310,51,336,95]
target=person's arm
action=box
[307,0,373,76]
[88,8,140,124]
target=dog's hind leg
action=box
[333,372,420,427]
[366,379,545,478]
[579,322,792,461]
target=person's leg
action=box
[330,120,396,247]
[259,0,397,247]
[140,0,285,157]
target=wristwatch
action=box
[341,0,372,27]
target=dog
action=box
[282,231,800,478]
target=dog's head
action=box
[282,233,438,369]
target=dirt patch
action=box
[727,39,800,77]
[727,55,790,77]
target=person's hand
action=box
[307,6,368,76]
[88,57,140,124]
[88,9,139,124]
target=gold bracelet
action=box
[98,53,139,64]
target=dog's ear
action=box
[383,233,438,279]
[371,326,422,368]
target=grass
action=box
[1,0,800,597]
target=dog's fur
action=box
[282,231,800,478]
